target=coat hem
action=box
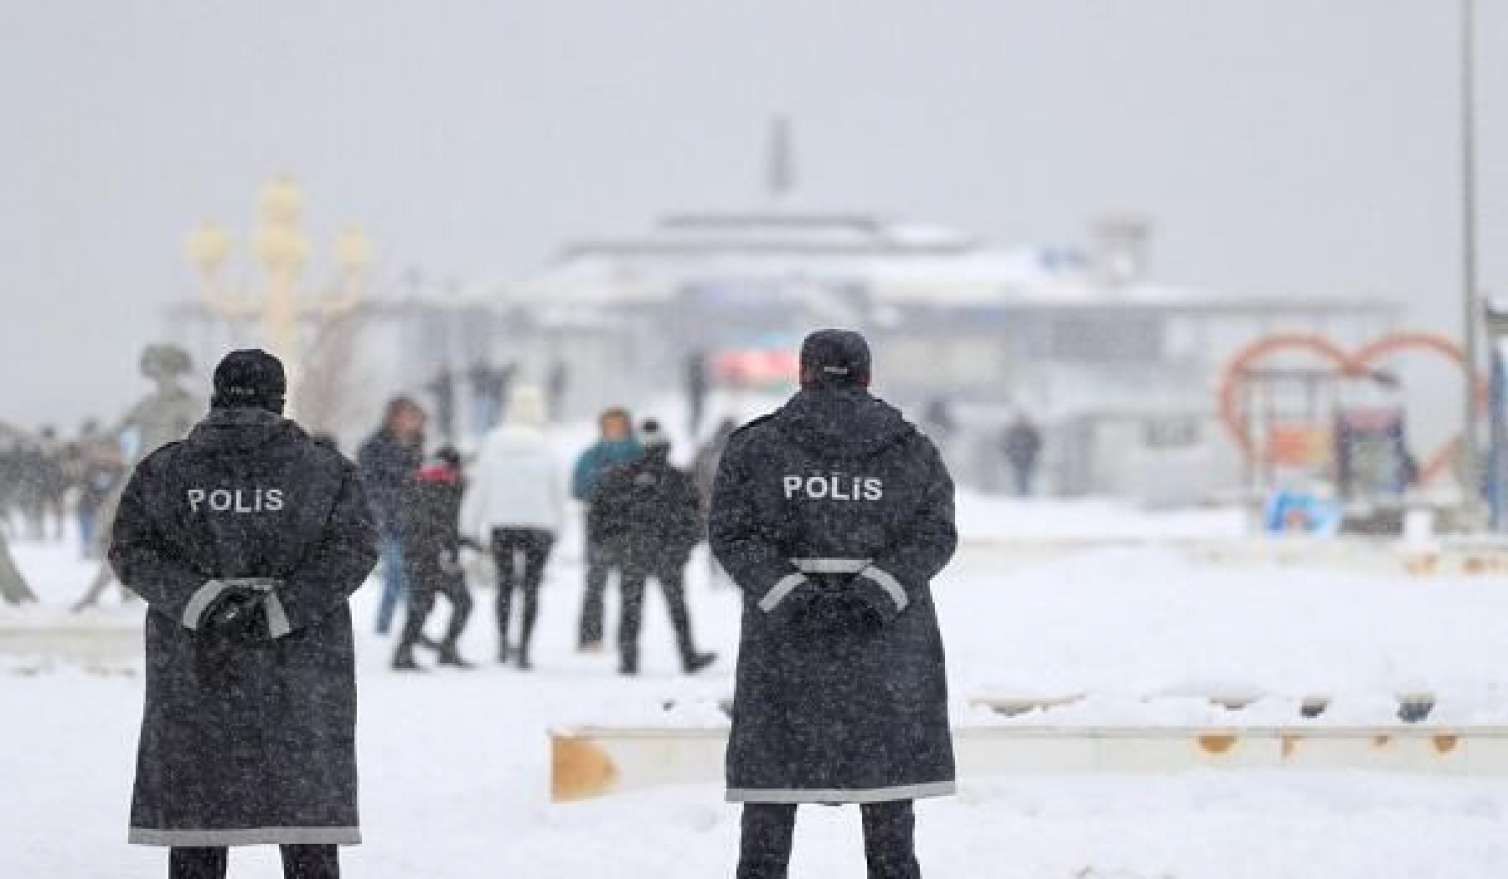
[726,781,955,804]
[129,826,361,847]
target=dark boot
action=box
[737,804,796,879]
[281,843,340,879]
[391,645,425,672]
[170,847,228,879]
[683,651,718,675]
[861,800,921,879]
[436,644,474,669]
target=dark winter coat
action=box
[588,449,701,572]
[710,387,957,804]
[108,407,379,847]
[357,428,422,536]
[399,464,466,589]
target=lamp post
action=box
[1459,0,1483,509]
[1484,302,1508,528]
[186,178,370,414]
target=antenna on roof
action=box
[766,115,794,202]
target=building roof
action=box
[496,211,1396,318]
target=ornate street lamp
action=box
[185,178,370,415]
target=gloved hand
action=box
[827,583,886,632]
[793,581,884,637]
[438,548,463,576]
[201,579,280,644]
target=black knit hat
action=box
[800,329,871,389]
[640,418,670,449]
[212,349,287,413]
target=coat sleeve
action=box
[678,473,704,551]
[708,437,807,615]
[107,455,216,628]
[853,438,958,625]
[267,464,380,637]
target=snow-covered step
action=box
[969,693,1436,722]
[0,613,141,666]
[549,724,1508,802]
[964,536,1508,577]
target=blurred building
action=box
[490,211,1396,502]
[167,210,1397,502]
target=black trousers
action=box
[579,512,615,646]
[168,845,339,879]
[618,559,698,671]
[397,568,473,654]
[491,527,555,658]
[737,801,920,879]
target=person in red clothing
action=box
[392,446,475,671]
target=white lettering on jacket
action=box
[782,474,883,501]
[187,487,285,513]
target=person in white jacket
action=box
[460,386,564,669]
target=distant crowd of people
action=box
[356,390,729,675]
[0,420,127,554]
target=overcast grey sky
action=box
[2,0,1505,430]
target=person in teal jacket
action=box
[571,408,643,649]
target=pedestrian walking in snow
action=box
[710,329,958,879]
[392,446,475,671]
[588,419,717,676]
[74,421,125,558]
[460,386,563,669]
[1001,413,1043,497]
[570,407,643,651]
[108,349,379,879]
[358,396,426,635]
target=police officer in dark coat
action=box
[392,446,475,671]
[588,420,717,676]
[108,350,379,879]
[710,330,957,879]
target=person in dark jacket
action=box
[358,397,426,635]
[108,349,379,879]
[75,422,126,558]
[570,408,643,650]
[392,446,475,671]
[589,420,717,676]
[710,330,958,879]
[1001,413,1043,497]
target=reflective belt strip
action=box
[758,572,808,613]
[264,591,292,639]
[129,826,362,847]
[726,780,956,804]
[790,558,870,574]
[181,580,228,630]
[859,566,908,612]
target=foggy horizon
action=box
[4,0,1506,430]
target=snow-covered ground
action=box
[5,502,1508,877]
